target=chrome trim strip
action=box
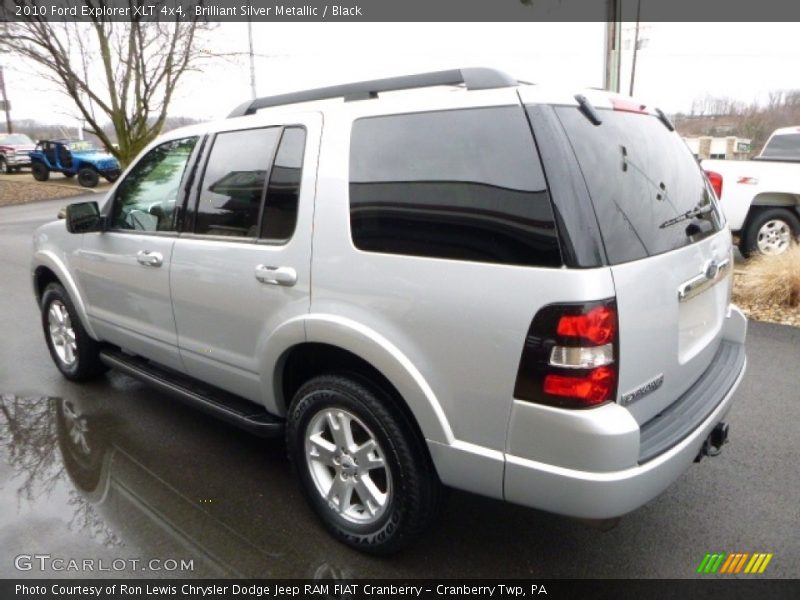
[678,257,731,303]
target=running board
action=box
[99,348,284,438]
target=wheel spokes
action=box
[308,433,337,467]
[353,439,384,470]
[326,410,356,451]
[354,475,387,516]
[327,474,353,510]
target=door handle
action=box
[255,265,297,287]
[136,250,163,267]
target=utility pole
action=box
[0,65,12,133]
[603,0,622,92]
[0,22,12,133]
[247,10,256,100]
[629,0,642,96]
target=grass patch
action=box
[734,244,800,308]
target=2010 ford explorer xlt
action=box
[31,68,746,554]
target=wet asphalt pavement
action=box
[1,198,798,579]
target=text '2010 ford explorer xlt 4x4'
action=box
[32,68,746,554]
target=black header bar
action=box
[3,0,800,23]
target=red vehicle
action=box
[0,133,36,173]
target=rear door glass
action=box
[349,107,562,268]
[553,107,723,264]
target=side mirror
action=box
[65,201,104,234]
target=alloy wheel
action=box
[48,300,77,365]
[305,407,392,525]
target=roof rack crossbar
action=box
[227,68,517,118]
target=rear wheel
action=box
[41,283,107,381]
[287,374,443,554]
[31,161,50,181]
[77,167,99,188]
[740,208,800,257]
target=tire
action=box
[739,208,800,257]
[105,172,120,183]
[0,157,10,174]
[31,161,50,181]
[41,283,107,381]
[63,172,76,179]
[77,167,99,188]
[287,374,443,555]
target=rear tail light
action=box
[543,366,616,405]
[705,170,723,199]
[514,300,619,409]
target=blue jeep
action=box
[29,139,121,188]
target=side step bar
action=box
[99,348,284,438]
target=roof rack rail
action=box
[227,67,518,118]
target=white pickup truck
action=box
[702,126,800,256]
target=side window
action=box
[260,127,306,241]
[110,137,198,232]
[194,127,281,238]
[349,107,562,267]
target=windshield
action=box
[68,141,97,152]
[0,134,34,145]
[552,107,724,265]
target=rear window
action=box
[760,133,800,160]
[554,107,724,265]
[349,107,562,268]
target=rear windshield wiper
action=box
[659,203,714,229]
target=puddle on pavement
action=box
[0,391,381,578]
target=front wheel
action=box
[287,375,443,554]
[41,283,107,381]
[77,167,99,188]
[31,161,50,181]
[105,172,120,183]
[0,157,11,174]
[740,208,800,257]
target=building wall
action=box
[684,136,751,160]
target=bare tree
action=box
[2,1,213,165]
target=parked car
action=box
[703,126,800,256]
[0,132,36,173]
[29,139,121,187]
[31,68,747,554]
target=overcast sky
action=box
[4,22,800,128]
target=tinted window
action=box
[261,127,306,240]
[554,107,724,264]
[349,107,561,267]
[110,137,197,232]
[760,133,800,160]
[195,127,281,237]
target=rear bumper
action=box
[503,305,747,519]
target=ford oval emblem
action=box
[704,261,719,280]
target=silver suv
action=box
[32,68,747,554]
